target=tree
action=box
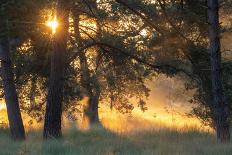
[69,0,153,127]
[3,0,152,128]
[43,0,70,139]
[73,9,101,126]
[80,0,102,126]
[113,1,232,142]
[207,0,230,142]
[4,1,231,143]
[0,3,25,140]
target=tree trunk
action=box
[0,14,25,140]
[43,0,70,139]
[73,13,100,126]
[79,51,100,125]
[83,95,100,125]
[207,0,230,142]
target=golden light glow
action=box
[17,39,32,53]
[0,78,213,133]
[46,17,58,34]
[0,103,6,111]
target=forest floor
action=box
[0,126,232,155]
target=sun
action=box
[46,17,58,34]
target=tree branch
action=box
[115,0,165,36]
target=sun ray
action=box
[46,16,58,34]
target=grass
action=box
[0,126,232,155]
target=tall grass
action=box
[0,126,231,155]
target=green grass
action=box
[0,127,232,155]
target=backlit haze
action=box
[0,75,212,133]
[1,9,232,134]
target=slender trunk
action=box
[43,0,70,139]
[79,51,100,125]
[83,95,100,125]
[208,0,230,142]
[0,14,25,140]
[88,0,101,124]
[85,74,101,125]
[73,13,100,126]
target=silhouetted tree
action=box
[0,4,25,140]
[43,0,70,139]
[207,0,230,142]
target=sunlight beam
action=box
[46,17,58,34]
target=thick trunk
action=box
[208,0,230,142]
[43,0,70,139]
[0,15,25,140]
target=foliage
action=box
[1,0,232,129]
[0,0,156,122]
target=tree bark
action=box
[208,0,230,142]
[43,0,70,139]
[0,14,25,140]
